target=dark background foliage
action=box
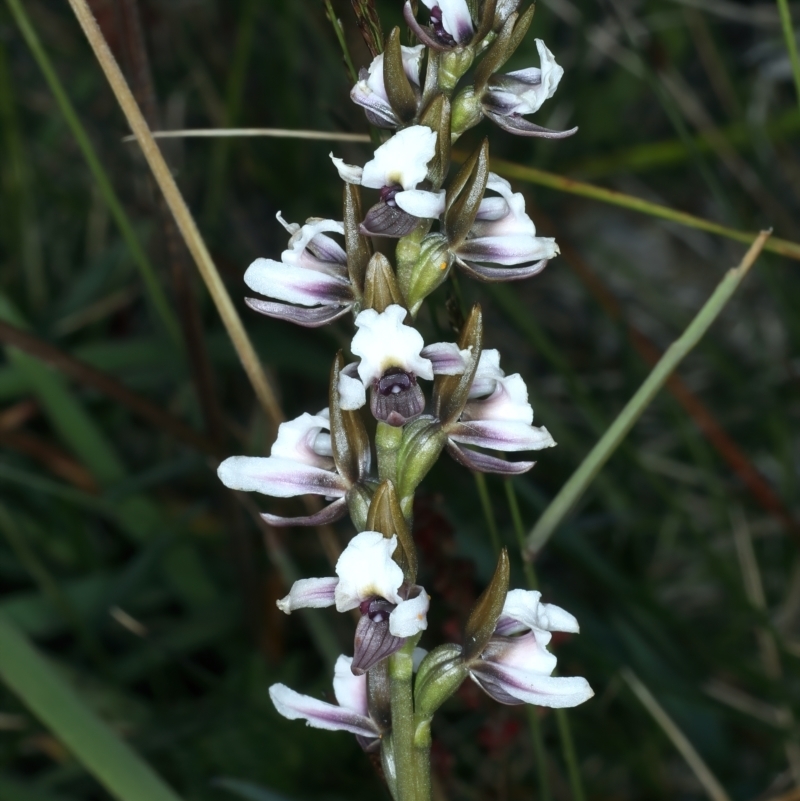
[1,0,799,799]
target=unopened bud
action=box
[419,94,451,187]
[444,138,489,248]
[414,644,468,720]
[396,417,447,515]
[451,86,484,140]
[463,548,509,660]
[364,253,403,313]
[440,46,475,92]
[401,233,454,316]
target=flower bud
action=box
[444,138,489,248]
[414,643,468,720]
[343,184,372,295]
[440,46,475,92]
[463,548,509,660]
[451,86,484,140]
[401,233,454,316]
[419,94,451,188]
[363,253,403,313]
[396,417,447,514]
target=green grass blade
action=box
[4,0,182,347]
[488,157,800,262]
[0,613,185,801]
[524,232,771,558]
[776,0,800,111]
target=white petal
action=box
[269,683,379,738]
[338,373,367,410]
[361,126,437,190]
[333,655,369,716]
[459,234,558,265]
[330,153,364,184]
[421,342,467,375]
[276,212,300,236]
[448,421,556,452]
[469,349,505,398]
[389,588,430,637]
[334,531,404,611]
[271,412,334,467]
[497,590,580,636]
[277,577,338,613]
[462,374,533,424]
[471,665,593,708]
[217,455,348,498]
[395,189,446,219]
[351,305,433,385]
[244,258,351,307]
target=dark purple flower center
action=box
[378,367,416,396]
[429,6,457,46]
[380,184,401,206]
[370,368,425,427]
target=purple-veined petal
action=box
[485,109,578,139]
[244,298,353,327]
[335,531,404,611]
[402,1,453,51]
[395,189,446,219]
[389,585,430,637]
[446,439,535,474]
[462,374,532,424]
[244,258,353,306]
[217,455,349,498]
[361,201,420,238]
[448,420,556,451]
[333,655,370,716]
[421,342,468,375]
[330,154,364,184]
[262,497,349,528]
[339,372,367,410]
[276,576,338,613]
[350,87,399,129]
[470,663,593,708]
[456,258,550,282]
[352,610,406,675]
[269,683,380,738]
[457,235,558,266]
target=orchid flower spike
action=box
[444,349,556,474]
[243,214,355,328]
[453,174,559,282]
[276,530,430,674]
[483,40,578,139]
[468,589,594,707]
[270,655,381,751]
[217,409,365,527]
[351,45,425,129]
[403,0,474,50]
[340,304,467,426]
[331,126,445,237]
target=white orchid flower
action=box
[403,0,474,50]
[269,655,381,749]
[482,40,578,139]
[351,45,425,129]
[445,349,556,474]
[217,409,362,526]
[454,173,559,282]
[243,214,355,327]
[331,126,445,236]
[469,589,594,708]
[340,304,467,426]
[276,530,430,674]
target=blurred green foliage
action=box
[0,1,799,800]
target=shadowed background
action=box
[0,1,799,800]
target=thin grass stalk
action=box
[123,128,372,142]
[524,231,771,559]
[0,613,186,801]
[4,0,182,347]
[621,669,732,801]
[474,473,501,554]
[776,0,800,110]
[65,0,283,426]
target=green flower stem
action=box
[388,642,419,801]
[377,421,404,484]
[412,719,433,801]
[524,231,771,558]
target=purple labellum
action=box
[361,201,419,238]
[352,598,405,674]
[370,368,425,427]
